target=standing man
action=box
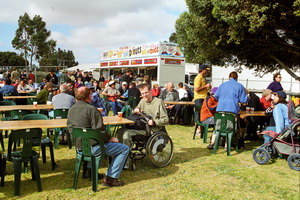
[194,65,211,134]
[99,74,105,89]
[121,84,168,168]
[120,71,132,85]
[267,72,283,92]
[11,68,20,82]
[45,69,58,85]
[67,86,129,186]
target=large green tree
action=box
[0,52,27,66]
[175,0,300,80]
[39,48,79,67]
[12,13,55,71]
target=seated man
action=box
[17,79,34,93]
[121,84,168,168]
[102,80,123,116]
[0,79,18,96]
[67,86,129,187]
[160,82,180,122]
[36,82,53,104]
[86,83,107,116]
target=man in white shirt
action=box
[177,82,188,100]
[17,80,34,93]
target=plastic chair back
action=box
[128,96,140,108]
[214,112,236,134]
[10,110,33,120]
[22,113,49,120]
[27,92,36,96]
[73,128,105,159]
[54,109,69,119]
[121,105,132,118]
[7,128,42,160]
[0,101,16,106]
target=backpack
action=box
[127,114,147,130]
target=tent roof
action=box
[66,63,99,72]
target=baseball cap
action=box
[273,91,287,99]
[199,65,209,70]
[122,82,128,86]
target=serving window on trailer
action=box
[98,42,185,87]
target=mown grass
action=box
[0,125,299,200]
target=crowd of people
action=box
[0,66,292,187]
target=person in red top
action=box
[260,89,273,110]
[151,83,160,97]
[200,87,218,149]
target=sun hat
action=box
[108,80,115,86]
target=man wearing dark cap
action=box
[193,65,211,134]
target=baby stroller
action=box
[253,101,300,171]
[128,112,174,170]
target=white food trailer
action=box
[97,42,185,87]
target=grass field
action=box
[0,124,299,200]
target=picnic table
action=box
[239,111,266,119]
[0,116,134,131]
[3,96,36,99]
[0,104,53,112]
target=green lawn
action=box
[0,125,299,200]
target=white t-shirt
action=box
[177,88,188,100]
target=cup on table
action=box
[117,112,123,118]
[97,108,103,115]
[250,107,254,113]
[246,107,250,112]
[33,102,38,107]
[47,101,52,105]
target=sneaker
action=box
[102,176,125,187]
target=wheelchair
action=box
[127,112,174,170]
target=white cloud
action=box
[0,0,187,63]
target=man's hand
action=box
[134,107,141,114]
[109,137,119,143]
[148,119,154,126]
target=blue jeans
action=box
[87,142,129,179]
[110,101,123,116]
[263,126,276,144]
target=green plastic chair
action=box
[3,128,42,196]
[10,109,33,120]
[193,105,209,143]
[0,100,16,140]
[128,96,140,108]
[22,114,56,170]
[213,112,239,156]
[73,128,105,192]
[53,109,71,149]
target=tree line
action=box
[0,13,78,70]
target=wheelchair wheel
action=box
[145,131,173,168]
[253,148,271,165]
[287,153,300,171]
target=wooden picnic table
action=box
[239,111,266,119]
[3,96,36,99]
[163,101,195,105]
[0,116,134,131]
[0,104,53,112]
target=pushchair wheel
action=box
[145,132,174,168]
[287,153,300,171]
[253,148,271,165]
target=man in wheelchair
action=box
[119,83,172,169]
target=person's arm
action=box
[153,100,169,126]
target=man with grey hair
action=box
[52,84,76,109]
